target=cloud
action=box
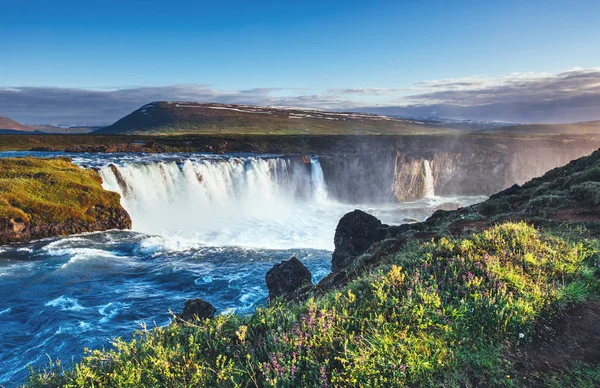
[363,68,600,123]
[2,68,600,125]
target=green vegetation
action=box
[0,157,113,222]
[0,157,130,243]
[26,222,600,387]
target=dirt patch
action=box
[514,301,600,375]
[550,206,600,223]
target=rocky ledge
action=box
[0,157,131,244]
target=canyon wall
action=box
[320,137,600,203]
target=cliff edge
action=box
[0,157,131,244]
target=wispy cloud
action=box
[2,68,600,125]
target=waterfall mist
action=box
[99,156,346,250]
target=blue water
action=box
[0,232,331,385]
[0,151,486,386]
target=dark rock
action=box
[266,256,313,301]
[109,164,130,196]
[179,298,216,321]
[489,184,521,199]
[332,210,388,273]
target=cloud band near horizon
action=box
[1,68,599,126]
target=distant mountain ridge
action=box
[0,116,34,133]
[95,102,459,135]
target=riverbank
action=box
[0,157,131,244]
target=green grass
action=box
[25,223,600,387]
[0,157,127,242]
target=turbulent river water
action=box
[0,151,486,385]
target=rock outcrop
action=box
[178,299,217,321]
[265,256,313,301]
[0,157,132,244]
[331,210,390,273]
[392,152,427,201]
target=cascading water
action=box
[423,160,435,198]
[99,156,334,249]
[310,157,328,202]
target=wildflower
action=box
[519,333,525,339]
[235,325,248,343]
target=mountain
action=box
[0,116,35,133]
[95,102,460,135]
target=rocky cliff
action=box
[320,136,600,203]
[0,157,131,244]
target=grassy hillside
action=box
[0,157,131,243]
[25,223,600,387]
[25,150,600,387]
[95,102,460,135]
[485,120,600,136]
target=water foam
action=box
[45,296,86,311]
[100,157,341,250]
[98,302,130,323]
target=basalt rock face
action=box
[266,256,314,301]
[319,151,397,203]
[320,139,600,203]
[392,152,427,201]
[428,148,590,197]
[1,206,132,245]
[179,299,217,321]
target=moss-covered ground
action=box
[0,157,128,243]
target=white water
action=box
[100,157,343,250]
[310,156,328,202]
[423,160,435,198]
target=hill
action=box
[95,102,460,135]
[485,120,600,135]
[0,116,34,133]
[26,149,600,387]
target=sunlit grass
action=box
[25,223,600,387]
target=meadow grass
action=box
[25,222,600,387]
[0,157,123,222]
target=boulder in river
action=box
[179,298,217,321]
[331,210,388,273]
[266,256,313,301]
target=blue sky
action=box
[1,0,600,124]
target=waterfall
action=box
[423,160,435,198]
[310,157,328,202]
[98,156,337,248]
